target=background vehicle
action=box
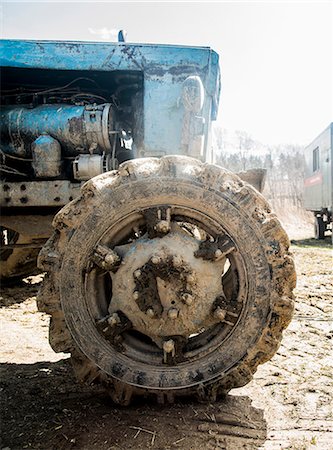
[303,123,333,239]
[0,38,295,404]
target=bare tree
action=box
[235,130,255,171]
[213,128,306,211]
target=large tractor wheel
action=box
[0,227,41,284]
[37,156,296,405]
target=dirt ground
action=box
[1,221,332,450]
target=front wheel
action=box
[37,156,296,404]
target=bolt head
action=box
[168,308,178,319]
[155,220,170,234]
[146,308,155,318]
[151,255,161,265]
[186,274,195,284]
[172,255,182,268]
[105,254,115,265]
[215,249,223,260]
[108,313,120,327]
[182,293,193,306]
[214,307,226,321]
[133,291,140,300]
[163,339,175,354]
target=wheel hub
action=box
[109,230,226,347]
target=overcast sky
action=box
[1,1,332,146]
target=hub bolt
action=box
[214,307,227,321]
[155,220,170,234]
[133,291,140,300]
[92,245,121,271]
[134,269,141,279]
[172,255,182,268]
[146,308,155,318]
[215,249,223,260]
[105,253,116,265]
[168,308,178,319]
[151,255,161,265]
[186,274,195,285]
[163,339,175,355]
[108,312,120,327]
[182,293,193,306]
[163,339,176,362]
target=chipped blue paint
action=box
[1,39,221,159]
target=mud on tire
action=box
[37,156,296,405]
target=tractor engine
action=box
[1,79,135,182]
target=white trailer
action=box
[304,123,333,239]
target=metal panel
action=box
[0,180,82,207]
[1,40,221,161]
[304,123,333,213]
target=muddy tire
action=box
[37,156,296,404]
[0,228,40,284]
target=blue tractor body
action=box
[0,39,296,406]
[1,39,220,170]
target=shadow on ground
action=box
[290,235,332,249]
[0,359,267,450]
[0,277,42,308]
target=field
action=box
[1,222,332,450]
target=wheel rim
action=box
[71,204,250,382]
[91,206,247,366]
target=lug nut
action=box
[186,274,195,285]
[172,255,182,268]
[151,255,161,265]
[155,220,170,234]
[92,245,121,270]
[105,253,116,265]
[163,339,175,354]
[182,293,193,306]
[215,249,223,260]
[214,307,227,321]
[134,269,141,279]
[108,312,120,327]
[146,308,155,317]
[168,308,178,319]
[133,291,140,300]
[163,339,175,363]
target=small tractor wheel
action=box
[0,227,40,284]
[37,156,296,405]
[314,215,325,240]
